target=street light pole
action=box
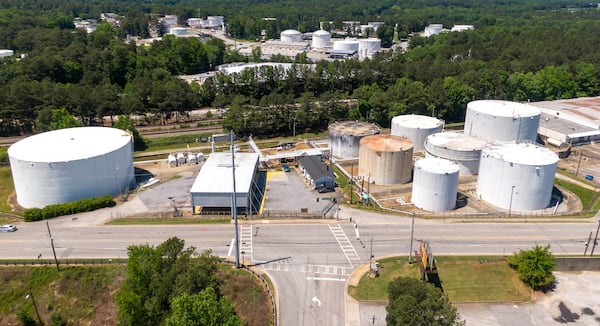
[409,213,415,263]
[231,131,240,268]
[26,292,43,325]
[590,219,600,256]
[508,185,515,217]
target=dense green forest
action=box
[0,0,599,138]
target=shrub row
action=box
[23,195,115,222]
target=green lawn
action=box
[349,256,531,303]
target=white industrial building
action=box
[464,100,540,143]
[358,134,413,185]
[423,24,444,37]
[412,157,460,212]
[391,114,444,151]
[531,96,600,146]
[477,142,558,211]
[8,127,135,208]
[190,152,262,214]
[0,49,15,58]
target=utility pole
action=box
[508,185,516,217]
[231,131,240,268]
[576,151,583,177]
[591,219,600,256]
[369,237,373,271]
[409,213,415,263]
[50,238,59,271]
[26,292,43,325]
[584,231,593,256]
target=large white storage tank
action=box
[464,100,540,143]
[8,127,135,208]
[329,121,380,159]
[333,39,360,52]
[312,30,331,49]
[391,114,444,151]
[477,142,558,211]
[281,29,302,43]
[424,132,488,175]
[412,157,460,212]
[358,38,381,58]
[358,134,413,185]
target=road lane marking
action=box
[227,238,234,257]
[306,276,346,282]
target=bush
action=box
[23,196,115,222]
[508,244,555,291]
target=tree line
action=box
[1,0,600,139]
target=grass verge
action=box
[0,263,271,325]
[349,256,530,303]
[106,217,231,225]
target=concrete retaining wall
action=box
[555,257,600,271]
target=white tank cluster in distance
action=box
[476,142,558,211]
[464,100,540,143]
[412,157,460,212]
[391,114,444,151]
[358,134,413,185]
[8,127,135,208]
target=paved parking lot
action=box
[261,169,341,216]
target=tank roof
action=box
[483,142,558,165]
[314,29,330,35]
[281,29,301,35]
[468,100,540,118]
[360,134,413,151]
[415,157,459,173]
[329,121,380,136]
[8,127,131,162]
[392,114,443,128]
[426,132,487,151]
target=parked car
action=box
[0,224,17,232]
[283,164,291,172]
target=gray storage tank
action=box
[328,121,380,159]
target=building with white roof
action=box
[190,152,262,214]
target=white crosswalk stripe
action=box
[328,224,362,267]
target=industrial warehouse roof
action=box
[483,142,558,165]
[298,155,335,181]
[8,127,131,162]
[468,100,540,117]
[190,152,259,194]
[531,97,600,130]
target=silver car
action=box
[0,224,17,232]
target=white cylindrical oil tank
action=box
[169,27,187,36]
[196,152,205,162]
[8,127,134,208]
[312,30,331,49]
[424,132,488,175]
[477,142,558,211]
[177,152,186,165]
[281,29,302,43]
[391,114,444,151]
[188,153,197,165]
[333,39,359,52]
[412,157,459,212]
[329,121,380,159]
[464,100,540,143]
[358,134,414,185]
[168,153,177,167]
[358,38,381,58]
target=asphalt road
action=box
[2,217,598,326]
